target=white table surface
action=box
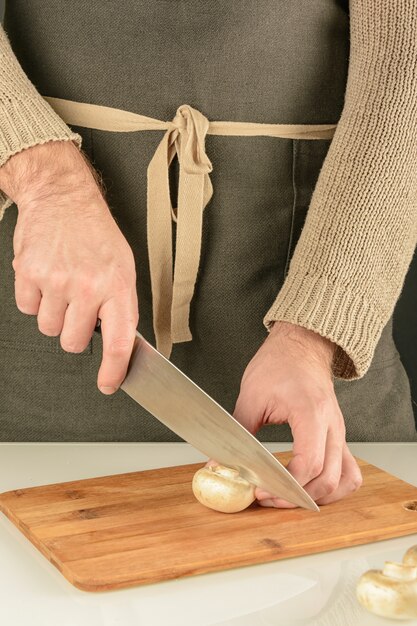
[1,442,417,626]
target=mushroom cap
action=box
[403,545,417,567]
[356,563,417,620]
[192,465,256,513]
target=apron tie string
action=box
[42,95,337,359]
[147,104,213,357]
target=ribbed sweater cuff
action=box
[263,270,385,381]
[0,24,83,219]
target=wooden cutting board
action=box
[1,452,417,592]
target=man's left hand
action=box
[232,320,363,507]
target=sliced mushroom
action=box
[192,465,256,513]
[356,560,417,620]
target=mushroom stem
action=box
[403,545,417,567]
[383,561,417,582]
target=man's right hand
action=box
[0,139,139,394]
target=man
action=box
[0,1,416,507]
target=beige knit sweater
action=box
[0,1,416,381]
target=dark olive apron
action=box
[1,0,416,441]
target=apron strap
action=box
[147,104,213,357]
[43,96,337,358]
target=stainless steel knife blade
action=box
[120,332,319,512]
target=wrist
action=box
[0,139,89,206]
[269,320,335,371]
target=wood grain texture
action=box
[1,453,417,592]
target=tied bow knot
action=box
[147,104,214,358]
[170,104,213,175]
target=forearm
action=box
[0,139,105,209]
[0,24,82,216]
[264,0,417,380]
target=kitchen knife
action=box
[112,330,318,512]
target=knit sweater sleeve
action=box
[0,24,82,220]
[263,0,417,381]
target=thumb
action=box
[232,388,263,435]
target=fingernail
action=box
[258,499,276,508]
[99,386,116,394]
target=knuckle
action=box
[311,394,332,416]
[12,254,30,275]
[21,262,43,283]
[308,458,324,478]
[15,262,29,281]
[48,269,68,292]
[111,268,135,293]
[78,271,100,298]
[118,312,137,325]
[107,338,132,357]
[79,282,97,300]
[350,471,363,492]
[294,395,330,420]
[12,256,20,272]
[314,393,329,409]
[321,474,339,495]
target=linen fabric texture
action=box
[0,0,416,441]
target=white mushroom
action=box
[356,560,417,620]
[403,544,417,566]
[192,465,256,513]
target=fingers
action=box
[260,425,344,506]
[14,258,138,393]
[37,291,68,336]
[255,400,329,508]
[257,400,353,508]
[228,320,361,511]
[14,274,42,316]
[285,401,330,486]
[97,291,139,394]
[315,444,363,505]
[60,300,98,352]
[232,386,264,435]
[257,441,362,509]
[204,459,219,468]
[298,423,344,502]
